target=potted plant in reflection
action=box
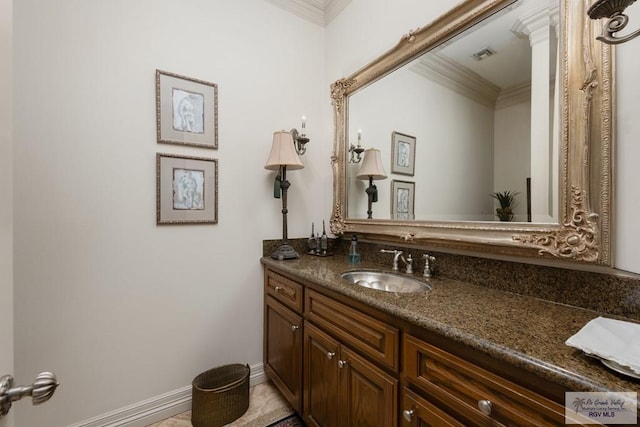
[490,190,518,221]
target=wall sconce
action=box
[290,116,310,156]
[356,148,387,219]
[265,131,304,260]
[349,129,365,163]
[588,0,640,44]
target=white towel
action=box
[565,316,640,375]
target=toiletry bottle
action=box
[320,220,328,254]
[308,222,317,254]
[349,234,361,264]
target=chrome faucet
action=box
[422,254,436,278]
[380,249,402,271]
[380,249,413,273]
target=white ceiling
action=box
[427,0,558,90]
[264,0,352,26]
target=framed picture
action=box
[391,131,416,176]
[157,153,218,225]
[156,70,218,149]
[391,180,415,220]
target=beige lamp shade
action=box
[264,131,304,170]
[356,148,387,180]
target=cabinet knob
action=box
[402,409,415,422]
[274,286,283,292]
[291,325,300,332]
[478,399,492,416]
[337,360,348,368]
[326,352,336,360]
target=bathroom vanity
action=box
[261,0,638,424]
[262,255,639,426]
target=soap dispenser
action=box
[349,234,361,264]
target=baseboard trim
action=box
[68,363,266,427]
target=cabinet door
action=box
[304,322,340,427]
[264,296,303,413]
[401,387,465,427]
[340,346,398,427]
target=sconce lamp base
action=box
[290,128,310,156]
[271,242,300,260]
[588,0,640,44]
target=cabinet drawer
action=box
[306,289,399,371]
[265,270,303,312]
[401,387,465,427]
[403,334,566,426]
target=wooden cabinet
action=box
[264,271,303,413]
[304,322,398,427]
[264,265,583,427]
[262,269,398,427]
[403,334,571,426]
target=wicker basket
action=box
[191,364,250,427]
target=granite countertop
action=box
[261,254,640,394]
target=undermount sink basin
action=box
[341,270,431,293]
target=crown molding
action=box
[324,0,351,24]
[496,81,531,109]
[411,53,501,108]
[411,55,535,111]
[264,0,352,26]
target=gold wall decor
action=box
[329,0,613,266]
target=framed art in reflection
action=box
[391,180,414,220]
[391,131,416,176]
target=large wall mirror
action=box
[330,0,613,266]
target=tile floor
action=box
[147,381,293,427]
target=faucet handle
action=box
[422,254,436,278]
[405,254,413,274]
[380,249,402,255]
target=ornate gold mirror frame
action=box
[330,0,613,266]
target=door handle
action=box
[0,372,59,418]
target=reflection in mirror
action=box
[347,0,559,223]
[331,0,613,265]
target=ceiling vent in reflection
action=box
[472,48,496,61]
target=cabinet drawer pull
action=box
[402,409,415,422]
[274,286,283,292]
[478,399,492,416]
[291,325,300,332]
[326,352,336,360]
[337,360,348,368]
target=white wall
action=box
[614,5,640,274]
[0,0,13,425]
[348,65,495,221]
[12,1,326,426]
[494,100,531,222]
